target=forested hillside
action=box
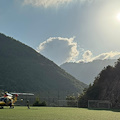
[0,33,87,98]
[78,59,120,108]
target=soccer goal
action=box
[88,100,111,109]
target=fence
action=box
[88,100,112,109]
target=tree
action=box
[33,97,46,106]
[66,95,78,107]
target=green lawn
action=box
[0,107,120,120]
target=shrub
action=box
[33,97,46,106]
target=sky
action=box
[1,0,120,65]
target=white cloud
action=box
[23,0,73,8]
[92,52,120,61]
[77,50,93,63]
[78,51,120,63]
[82,50,93,62]
[37,37,79,65]
[22,0,96,8]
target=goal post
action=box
[88,100,111,109]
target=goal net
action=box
[88,100,111,109]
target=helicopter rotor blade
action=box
[10,93,34,96]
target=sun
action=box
[117,13,120,21]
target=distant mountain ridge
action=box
[60,59,117,85]
[0,33,87,98]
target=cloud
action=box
[37,37,79,65]
[77,50,93,63]
[92,52,120,61]
[23,0,73,8]
[82,50,93,62]
[78,51,120,63]
[22,0,95,8]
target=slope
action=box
[78,59,120,108]
[60,59,116,85]
[0,33,87,98]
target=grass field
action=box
[0,107,120,120]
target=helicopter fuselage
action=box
[0,97,12,106]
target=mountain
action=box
[0,33,87,98]
[78,59,120,108]
[60,59,117,85]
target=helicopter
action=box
[0,92,34,109]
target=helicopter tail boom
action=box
[13,94,18,103]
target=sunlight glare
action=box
[117,13,120,21]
